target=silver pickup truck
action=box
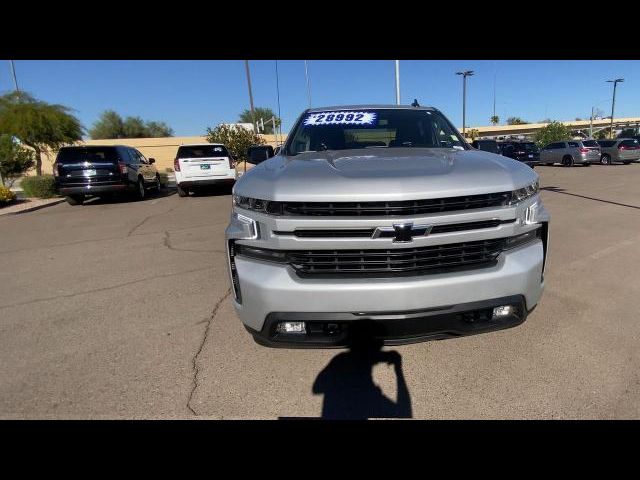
[226,105,549,348]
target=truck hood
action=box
[234,148,538,202]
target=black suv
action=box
[498,141,540,168]
[53,145,161,205]
[471,139,499,154]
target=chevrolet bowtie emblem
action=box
[372,223,432,242]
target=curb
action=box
[1,198,66,216]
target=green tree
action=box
[532,121,572,148]
[122,116,148,138]
[89,110,174,139]
[205,124,264,161]
[507,117,528,125]
[238,107,281,134]
[0,92,83,176]
[490,115,499,125]
[0,134,35,186]
[88,110,125,139]
[145,121,173,137]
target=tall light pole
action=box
[244,60,256,131]
[456,70,474,137]
[395,60,400,105]
[304,60,311,108]
[275,60,282,144]
[9,60,20,96]
[607,78,624,139]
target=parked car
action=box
[540,140,600,167]
[471,139,499,154]
[226,104,549,348]
[235,145,275,178]
[597,138,640,165]
[173,143,236,197]
[498,141,541,168]
[53,145,161,206]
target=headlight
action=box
[233,195,282,215]
[510,180,539,205]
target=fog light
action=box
[492,305,515,318]
[276,322,306,334]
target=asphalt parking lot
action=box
[1,164,640,419]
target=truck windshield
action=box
[286,108,467,155]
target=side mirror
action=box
[148,158,156,164]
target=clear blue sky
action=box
[1,60,638,137]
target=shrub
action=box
[21,174,57,198]
[205,124,264,161]
[1,134,35,184]
[0,185,16,205]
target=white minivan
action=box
[173,143,236,197]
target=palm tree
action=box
[490,115,499,125]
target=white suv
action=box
[173,143,236,197]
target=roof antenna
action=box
[411,99,420,107]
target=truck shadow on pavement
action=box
[299,339,413,419]
[541,186,640,210]
[82,188,177,206]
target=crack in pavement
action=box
[127,205,180,237]
[0,223,226,257]
[163,230,226,254]
[187,289,231,416]
[0,266,214,310]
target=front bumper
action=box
[230,238,545,347]
[250,295,530,348]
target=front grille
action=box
[287,238,507,276]
[265,192,511,217]
[273,219,513,238]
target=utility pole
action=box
[493,72,496,120]
[244,60,256,131]
[456,70,474,137]
[9,60,20,96]
[304,60,311,108]
[395,60,400,105]
[275,60,282,144]
[607,78,624,139]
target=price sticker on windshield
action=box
[304,111,377,126]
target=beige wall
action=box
[39,134,287,175]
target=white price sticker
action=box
[303,111,377,126]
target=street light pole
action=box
[9,60,20,96]
[456,70,474,137]
[304,60,311,108]
[244,60,256,131]
[395,60,400,105]
[275,60,282,144]
[590,106,594,138]
[607,78,624,139]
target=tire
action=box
[154,174,162,192]
[583,162,591,167]
[65,195,84,206]
[136,177,146,200]
[600,154,611,165]
[562,155,574,167]
[177,184,188,197]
